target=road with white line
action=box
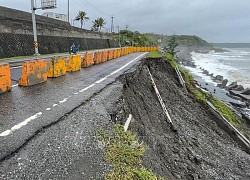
[0,52,147,161]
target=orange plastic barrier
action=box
[0,63,11,94]
[136,47,141,52]
[93,52,102,64]
[117,49,121,58]
[101,51,108,63]
[121,48,125,56]
[125,48,128,55]
[133,47,137,53]
[47,57,67,78]
[82,52,94,68]
[18,60,47,86]
[113,49,117,59]
[66,54,81,72]
[108,50,114,60]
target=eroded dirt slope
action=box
[117,58,250,179]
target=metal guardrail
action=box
[207,100,250,149]
[146,67,173,126]
[175,66,187,92]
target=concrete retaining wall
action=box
[0,6,110,39]
[0,6,118,58]
[0,33,118,58]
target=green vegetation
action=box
[91,17,106,32]
[142,33,212,48]
[210,98,240,125]
[164,35,212,47]
[75,11,89,29]
[148,51,163,59]
[166,35,178,57]
[97,125,164,180]
[113,31,158,47]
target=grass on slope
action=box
[97,125,164,180]
[148,51,163,59]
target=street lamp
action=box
[30,0,57,56]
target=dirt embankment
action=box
[114,58,250,179]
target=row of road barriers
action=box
[0,46,158,94]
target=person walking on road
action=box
[70,43,78,54]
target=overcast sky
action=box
[1,0,250,43]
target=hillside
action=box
[117,57,250,179]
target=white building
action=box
[42,12,68,22]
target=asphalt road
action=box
[0,52,147,162]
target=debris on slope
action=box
[114,58,250,179]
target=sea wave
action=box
[190,49,250,88]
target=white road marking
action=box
[59,98,68,103]
[74,92,79,95]
[95,77,107,84]
[109,53,146,76]
[79,84,95,92]
[11,84,18,88]
[0,53,146,137]
[0,112,42,137]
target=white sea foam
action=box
[190,48,250,88]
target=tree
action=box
[166,35,178,58]
[91,17,106,32]
[75,11,89,29]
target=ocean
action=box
[186,47,250,89]
[183,45,250,119]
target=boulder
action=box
[226,82,238,90]
[217,79,228,89]
[214,75,223,81]
[233,85,244,91]
[202,70,209,75]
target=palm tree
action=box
[91,17,106,32]
[75,11,89,29]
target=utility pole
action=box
[117,25,121,47]
[68,0,70,23]
[110,15,114,33]
[125,25,128,41]
[31,0,40,55]
[125,25,128,31]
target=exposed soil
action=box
[114,58,250,179]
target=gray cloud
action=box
[1,0,250,42]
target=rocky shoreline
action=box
[175,45,227,67]
[177,46,250,122]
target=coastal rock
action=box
[202,70,209,75]
[214,75,223,82]
[234,85,244,91]
[208,73,213,77]
[217,79,228,89]
[241,88,250,95]
[226,82,238,90]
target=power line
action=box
[82,0,111,17]
[75,0,109,20]
[74,0,131,31]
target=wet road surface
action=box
[0,52,147,161]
